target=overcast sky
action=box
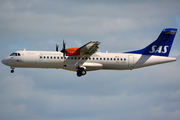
[0,0,180,120]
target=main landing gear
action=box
[77,68,86,77]
[10,67,15,73]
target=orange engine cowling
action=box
[66,47,80,56]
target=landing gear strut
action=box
[77,68,86,77]
[10,67,15,73]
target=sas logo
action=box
[149,45,169,53]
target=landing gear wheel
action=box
[76,68,87,77]
[81,70,86,75]
[11,70,14,73]
[77,71,82,77]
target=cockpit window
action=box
[10,53,21,56]
[10,53,16,56]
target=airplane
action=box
[1,28,178,77]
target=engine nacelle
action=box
[66,47,80,56]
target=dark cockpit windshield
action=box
[10,53,21,56]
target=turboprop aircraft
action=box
[1,28,177,77]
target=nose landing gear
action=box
[10,67,15,73]
[11,69,14,73]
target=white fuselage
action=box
[2,50,177,71]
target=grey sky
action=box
[0,0,180,120]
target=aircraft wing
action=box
[78,41,101,55]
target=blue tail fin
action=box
[125,28,177,57]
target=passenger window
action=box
[51,56,52,59]
[121,58,123,61]
[100,58,102,60]
[57,57,59,59]
[47,56,49,59]
[96,58,98,60]
[86,57,88,60]
[54,56,56,59]
[82,57,84,60]
[40,56,42,59]
[61,57,63,59]
[110,58,112,60]
[93,58,95,60]
[124,58,126,61]
[44,56,46,59]
[78,57,80,60]
[104,58,106,60]
[89,58,91,60]
[75,57,77,60]
[107,58,109,60]
[68,57,70,59]
[114,58,116,60]
[71,57,73,60]
[64,57,66,59]
[117,58,119,60]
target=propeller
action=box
[56,43,59,51]
[60,39,66,57]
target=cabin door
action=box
[128,55,134,68]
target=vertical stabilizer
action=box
[125,28,177,57]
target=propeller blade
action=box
[63,39,66,51]
[60,39,66,57]
[56,43,59,51]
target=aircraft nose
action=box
[2,59,5,64]
[2,58,8,65]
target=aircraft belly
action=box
[62,62,103,71]
[102,62,129,70]
[11,62,62,68]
